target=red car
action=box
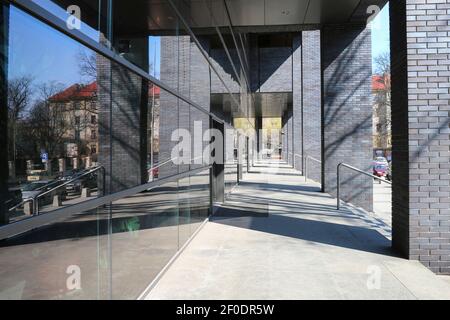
[373,163,387,177]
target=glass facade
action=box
[0,0,255,299]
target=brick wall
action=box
[322,24,373,212]
[190,38,211,170]
[249,35,293,93]
[158,36,179,178]
[259,47,293,93]
[159,36,212,177]
[392,0,450,274]
[97,56,147,193]
[210,48,241,94]
[292,35,303,171]
[302,31,322,183]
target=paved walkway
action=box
[146,160,450,300]
[373,181,392,227]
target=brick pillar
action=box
[190,38,210,170]
[321,24,373,212]
[292,34,303,172]
[391,0,450,274]
[178,35,191,174]
[302,31,322,183]
[286,108,293,166]
[159,36,179,179]
[97,55,148,194]
[159,35,211,177]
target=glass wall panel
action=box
[157,87,180,178]
[190,105,210,170]
[1,1,213,300]
[188,168,210,235]
[0,205,110,299]
[4,5,105,223]
[0,4,110,300]
[178,174,191,246]
[110,179,179,299]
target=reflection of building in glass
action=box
[49,82,161,165]
[49,82,99,158]
[148,83,160,169]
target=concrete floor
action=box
[373,181,392,227]
[146,160,450,300]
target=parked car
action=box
[373,163,387,178]
[373,156,388,165]
[147,167,159,182]
[65,171,98,194]
[59,169,82,181]
[21,180,67,206]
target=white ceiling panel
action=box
[264,0,310,25]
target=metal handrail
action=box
[304,155,321,182]
[34,165,105,215]
[8,198,34,213]
[337,162,391,210]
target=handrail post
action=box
[337,163,341,210]
[305,156,308,182]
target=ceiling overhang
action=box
[51,0,389,36]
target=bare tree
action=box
[374,52,391,108]
[374,52,390,76]
[7,76,33,161]
[28,81,69,159]
[373,52,392,150]
[77,49,97,82]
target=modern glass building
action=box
[0,0,449,300]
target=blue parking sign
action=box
[41,152,48,162]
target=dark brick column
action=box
[159,36,180,178]
[292,34,303,172]
[159,35,211,177]
[302,31,322,183]
[97,55,148,194]
[321,24,373,212]
[190,38,210,170]
[391,0,450,274]
[287,108,293,166]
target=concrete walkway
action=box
[146,160,450,300]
